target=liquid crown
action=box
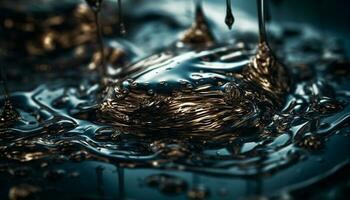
[98,0,291,135]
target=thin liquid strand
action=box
[95,11,106,78]
[257,0,267,43]
[118,0,126,36]
[86,0,107,78]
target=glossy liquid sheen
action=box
[0,0,350,199]
[99,0,290,135]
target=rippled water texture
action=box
[1,0,350,199]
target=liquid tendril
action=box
[180,0,215,44]
[86,0,107,79]
[118,0,126,36]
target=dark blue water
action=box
[0,1,350,199]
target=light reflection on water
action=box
[0,0,350,199]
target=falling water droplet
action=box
[225,0,234,30]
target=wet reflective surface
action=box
[1,0,350,199]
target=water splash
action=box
[0,1,350,199]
